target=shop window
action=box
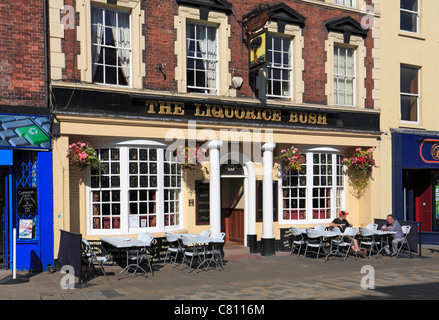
[281,152,344,224]
[266,35,293,100]
[400,65,420,123]
[186,23,218,95]
[400,0,419,33]
[91,6,131,86]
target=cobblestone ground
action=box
[1,246,439,301]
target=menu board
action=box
[196,181,210,225]
[17,187,38,215]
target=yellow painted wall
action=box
[379,0,439,215]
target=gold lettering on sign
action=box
[289,111,327,126]
[146,100,328,126]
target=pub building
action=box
[49,0,381,257]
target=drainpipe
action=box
[43,0,50,110]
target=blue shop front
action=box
[0,113,53,271]
[392,129,439,245]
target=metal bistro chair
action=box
[366,223,378,230]
[314,225,326,232]
[206,232,226,270]
[304,229,325,261]
[396,225,414,258]
[137,232,155,276]
[359,227,380,259]
[82,239,109,280]
[289,227,306,258]
[180,235,205,273]
[336,227,359,261]
[164,232,184,267]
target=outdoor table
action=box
[100,237,150,279]
[368,230,396,257]
[178,234,225,272]
[298,228,348,259]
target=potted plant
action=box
[277,146,306,179]
[343,147,376,192]
[67,141,100,171]
[176,144,207,170]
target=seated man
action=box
[330,211,366,257]
[382,214,405,256]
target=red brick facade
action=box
[58,0,375,109]
[0,0,47,108]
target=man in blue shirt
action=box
[383,214,405,256]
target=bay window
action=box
[281,150,344,224]
[89,146,182,234]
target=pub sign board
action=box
[52,87,381,134]
[17,187,38,215]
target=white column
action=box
[262,143,276,239]
[208,140,223,236]
[246,161,256,236]
[245,161,258,253]
[261,142,276,256]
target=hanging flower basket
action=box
[176,144,207,170]
[343,147,376,191]
[277,146,306,173]
[67,141,100,171]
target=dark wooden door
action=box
[222,209,244,243]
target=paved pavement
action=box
[1,245,439,301]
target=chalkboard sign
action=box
[196,181,210,225]
[256,181,278,222]
[17,187,38,215]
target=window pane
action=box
[401,0,418,11]
[400,66,418,94]
[401,95,418,122]
[400,11,418,33]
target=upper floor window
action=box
[334,45,356,107]
[186,23,218,95]
[400,0,419,33]
[400,65,419,123]
[266,35,293,100]
[91,7,131,87]
[334,0,355,8]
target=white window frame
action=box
[334,0,356,8]
[334,45,356,107]
[186,22,219,95]
[279,149,345,225]
[400,65,420,124]
[266,34,293,100]
[400,0,420,34]
[87,144,184,236]
[91,6,133,87]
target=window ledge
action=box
[399,122,425,130]
[398,31,426,41]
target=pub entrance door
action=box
[221,177,245,245]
